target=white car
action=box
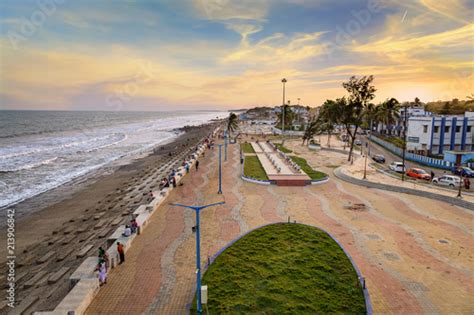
[389,162,406,173]
[432,175,461,188]
[355,139,362,145]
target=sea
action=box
[0,110,227,209]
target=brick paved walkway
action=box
[86,140,474,315]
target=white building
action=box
[406,112,474,155]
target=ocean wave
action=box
[0,133,127,160]
[0,156,58,173]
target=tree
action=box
[377,98,400,135]
[341,75,377,161]
[227,112,239,135]
[275,105,295,130]
[317,100,340,147]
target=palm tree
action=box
[302,117,319,145]
[377,98,400,135]
[227,112,239,135]
[276,105,295,130]
[317,100,340,147]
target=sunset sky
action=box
[0,0,473,111]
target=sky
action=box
[0,0,473,111]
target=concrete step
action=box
[48,267,71,284]
[23,270,47,289]
[56,248,75,262]
[77,244,94,258]
[37,251,56,264]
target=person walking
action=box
[430,170,435,182]
[464,177,470,190]
[98,261,107,285]
[117,242,125,264]
[196,160,199,171]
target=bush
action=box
[290,156,327,180]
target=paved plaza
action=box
[86,139,474,314]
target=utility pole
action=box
[401,104,408,182]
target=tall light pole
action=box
[170,201,225,315]
[224,130,228,162]
[363,142,368,180]
[217,144,223,194]
[401,104,408,182]
[281,78,287,137]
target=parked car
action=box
[432,175,461,187]
[354,139,362,145]
[452,166,474,178]
[406,168,431,180]
[389,162,406,173]
[372,154,385,163]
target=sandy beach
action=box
[0,122,219,313]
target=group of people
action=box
[122,219,138,237]
[97,247,109,285]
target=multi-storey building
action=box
[406,112,474,155]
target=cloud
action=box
[193,0,269,21]
[222,31,328,65]
[352,23,473,58]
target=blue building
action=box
[406,112,474,155]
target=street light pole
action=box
[224,130,228,162]
[363,142,368,180]
[217,144,223,194]
[170,201,225,315]
[281,78,287,138]
[401,105,408,182]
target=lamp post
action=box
[281,78,287,138]
[401,104,408,182]
[170,201,225,315]
[363,142,368,180]
[224,130,228,162]
[217,144,223,194]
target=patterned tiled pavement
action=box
[86,140,474,315]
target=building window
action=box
[456,126,461,132]
[423,125,428,133]
[434,126,439,133]
[467,126,472,132]
[445,126,450,133]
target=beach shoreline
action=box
[0,121,219,265]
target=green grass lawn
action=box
[240,142,255,154]
[289,155,328,180]
[192,223,366,314]
[243,156,268,180]
[274,143,293,153]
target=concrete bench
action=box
[69,257,98,286]
[63,226,74,235]
[76,244,94,258]
[37,251,56,264]
[48,267,70,284]
[23,270,47,289]
[34,278,99,315]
